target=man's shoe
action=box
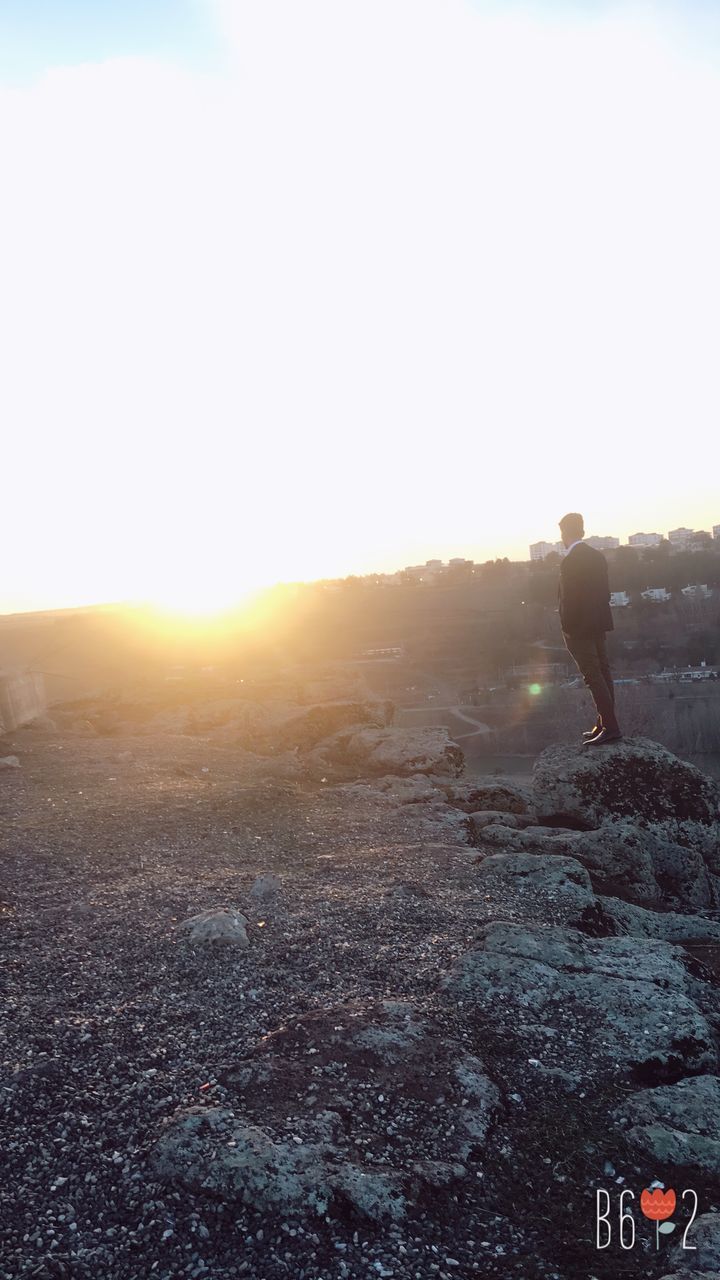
[582,728,622,747]
[582,723,602,740]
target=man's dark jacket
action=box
[558,542,614,636]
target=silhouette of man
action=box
[558,512,622,746]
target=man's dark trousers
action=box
[562,630,619,733]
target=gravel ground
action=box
[0,725,687,1279]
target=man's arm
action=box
[559,555,586,634]
[601,554,611,603]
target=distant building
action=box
[713,524,720,540]
[641,587,672,602]
[530,541,563,561]
[650,666,718,682]
[403,561,445,583]
[668,527,694,547]
[689,531,713,551]
[678,664,718,681]
[449,557,472,566]
[610,591,630,607]
[361,645,404,658]
[510,662,569,681]
[585,536,620,550]
[628,532,662,547]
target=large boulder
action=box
[532,738,720,829]
[151,1000,500,1221]
[442,921,717,1085]
[613,1075,720,1180]
[307,727,464,780]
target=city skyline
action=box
[529,521,720,562]
[3,516,719,617]
[2,1,720,614]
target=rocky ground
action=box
[2,697,720,1280]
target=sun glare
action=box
[147,577,270,619]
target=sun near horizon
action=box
[2,505,720,620]
[144,571,278,619]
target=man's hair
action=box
[559,512,584,538]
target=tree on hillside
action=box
[610,545,645,593]
[445,562,474,586]
[526,571,559,609]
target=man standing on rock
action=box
[557,512,623,746]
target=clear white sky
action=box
[1,0,719,613]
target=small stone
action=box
[177,907,250,947]
[250,873,282,901]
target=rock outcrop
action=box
[152,735,720,1270]
[151,1000,500,1221]
[471,816,720,908]
[442,921,717,1085]
[666,1214,720,1272]
[273,700,394,750]
[443,777,532,815]
[307,726,464,780]
[472,852,595,925]
[613,1075,720,1179]
[591,895,720,944]
[471,850,720,949]
[532,737,720,829]
[467,810,535,834]
[367,774,446,804]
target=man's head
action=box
[559,512,584,548]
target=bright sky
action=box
[1,0,719,613]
